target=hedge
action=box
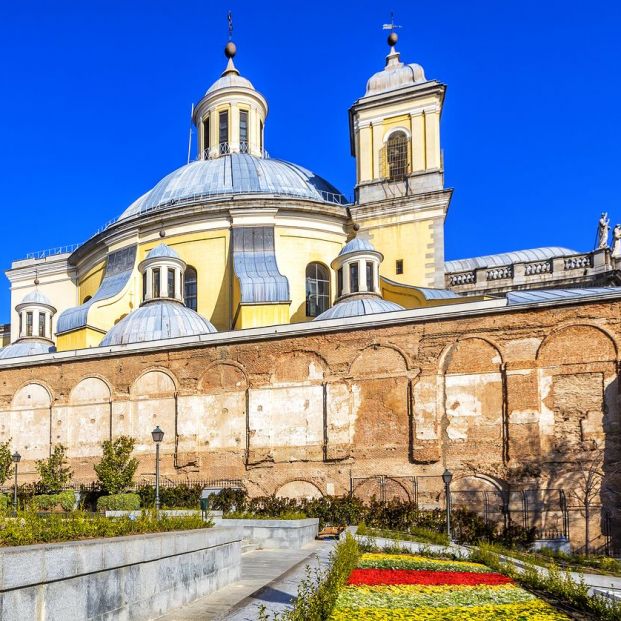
[32,491,76,512]
[97,493,141,512]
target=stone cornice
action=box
[2,291,621,370]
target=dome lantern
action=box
[15,290,56,343]
[139,244,186,305]
[314,225,404,321]
[192,39,268,161]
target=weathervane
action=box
[227,10,233,41]
[382,11,402,33]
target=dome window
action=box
[202,115,210,158]
[219,110,229,153]
[239,110,248,153]
[305,263,330,317]
[366,261,375,292]
[152,268,161,298]
[184,267,198,311]
[349,263,359,292]
[26,312,33,337]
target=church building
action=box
[1,33,619,553]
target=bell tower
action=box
[348,32,452,289]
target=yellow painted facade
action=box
[57,326,105,351]
[9,37,459,355]
[234,303,291,330]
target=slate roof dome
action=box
[0,340,55,360]
[119,154,348,221]
[338,236,377,257]
[366,40,427,96]
[315,296,404,321]
[100,300,216,347]
[145,243,181,260]
[19,290,54,306]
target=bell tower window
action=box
[38,313,46,337]
[239,110,248,152]
[386,131,409,181]
[219,110,229,152]
[26,311,33,337]
[366,261,374,292]
[305,263,330,317]
[167,268,175,298]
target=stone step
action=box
[241,539,259,554]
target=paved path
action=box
[156,541,335,620]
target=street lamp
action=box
[442,468,453,542]
[151,426,164,516]
[12,451,21,515]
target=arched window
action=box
[305,263,330,317]
[386,131,408,181]
[184,266,198,311]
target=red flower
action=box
[347,568,513,587]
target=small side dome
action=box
[0,340,55,360]
[338,236,378,257]
[315,296,404,321]
[100,300,216,347]
[145,243,181,260]
[20,290,54,306]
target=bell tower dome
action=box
[349,32,446,203]
[192,40,268,159]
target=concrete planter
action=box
[221,517,319,549]
[0,525,241,621]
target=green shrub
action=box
[0,511,210,547]
[32,491,76,512]
[0,441,15,486]
[97,493,141,512]
[136,483,204,509]
[94,436,139,494]
[35,445,73,493]
[0,494,10,513]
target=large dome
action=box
[119,153,348,221]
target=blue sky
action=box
[0,1,619,321]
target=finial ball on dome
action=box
[387,32,398,47]
[353,223,360,232]
[225,41,237,58]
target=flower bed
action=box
[330,552,570,620]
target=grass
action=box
[471,543,621,621]
[483,543,621,578]
[356,523,450,546]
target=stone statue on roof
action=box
[612,224,621,258]
[597,212,610,249]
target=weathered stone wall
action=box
[0,299,619,551]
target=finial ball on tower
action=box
[225,41,237,59]
[387,32,398,47]
[353,223,361,233]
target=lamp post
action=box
[442,468,453,542]
[151,426,164,516]
[11,451,21,515]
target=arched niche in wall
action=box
[352,475,412,503]
[65,377,111,459]
[249,352,327,465]
[442,338,505,467]
[451,474,506,526]
[182,362,249,473]
[275,480,323,500]
[127,369,177,453]
[349,345,410,460]
[536,325,617,454]
[4,383,52,460]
